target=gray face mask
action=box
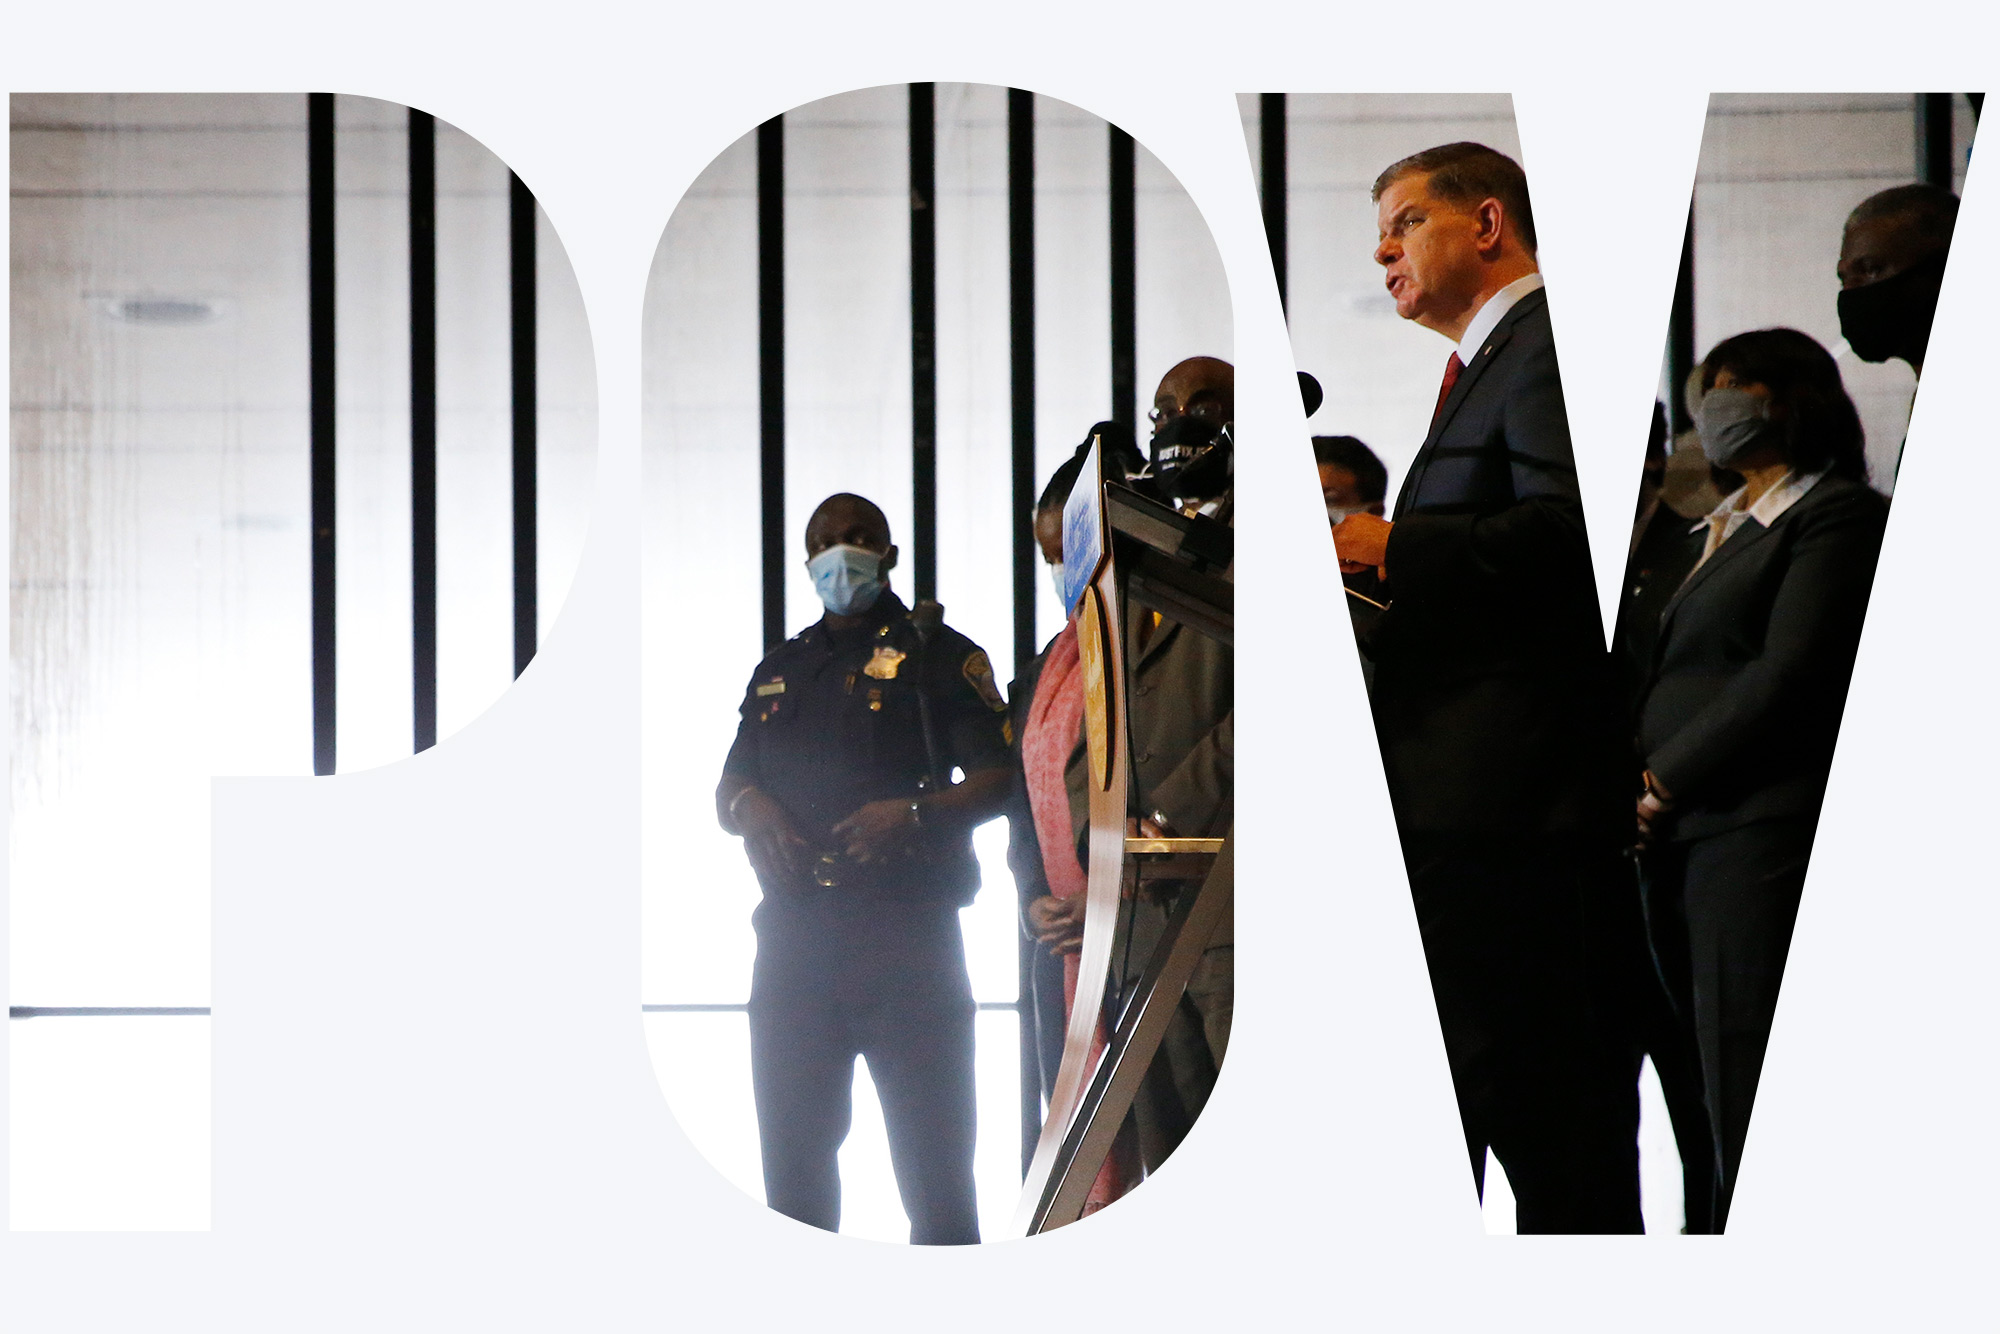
[1697,386,1783,469]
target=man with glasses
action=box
[1105,357,1236,1183]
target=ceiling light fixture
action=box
[96,295,226,326]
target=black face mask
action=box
[1150,415,1232,501]
[1838,249,1948,365]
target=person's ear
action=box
[1475,197,1506,255]
[879,544,899,576]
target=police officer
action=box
[716,492,1012,1245]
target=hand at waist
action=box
[1332,512,1393,579]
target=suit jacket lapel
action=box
[1394,288,1545,517]
[1656,502,1787,634]
[1133,612,1179,670]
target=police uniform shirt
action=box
[723,590,1012,907]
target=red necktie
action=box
[1431,352,1464,427]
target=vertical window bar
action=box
[1109,127,1137,442]
[309,92,337,776]
[1667,206,1695,436]
[1007,86,1040,1174]
[1917,93,1956,187]
[1260,92,1288,316]
[510,173,539,678]
[909,83,938,604]
[410,108,438,752]
[1009,89,1038,677]
[758,116,787,652]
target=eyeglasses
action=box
[1147,396,1228,428]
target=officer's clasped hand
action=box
[734,787,812,884]
[830,798,923,864]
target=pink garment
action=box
[1020,620,1123,1207]
[1023,621,1087,911]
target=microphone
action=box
[1298,371,1325,418]
[911,598,945,646]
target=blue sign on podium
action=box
[1059,435,1106,617]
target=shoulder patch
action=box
[962,649,1006,712]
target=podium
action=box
[1014,436,1234,1235]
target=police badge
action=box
[863,645,906,680]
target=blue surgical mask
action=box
[807,544,886,616]
[1047,561,1066,610]
[1696,386,1782,469]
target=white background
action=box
[4,1,1999,1329]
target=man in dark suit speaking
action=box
[1333,142,1638,1232]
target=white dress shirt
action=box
[1457,271,1546,364]
[1686,468,1828,576]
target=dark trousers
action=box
[1112,890,1233,1177]
[1126,944,1233,1174]
[1402,834,1643,1233]
[1026,931,1068,1111]
[1585,855,1718,1233]
[747,902,979,1245]
[1640,816,1816,1231]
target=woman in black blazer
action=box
[1632,328,1889,1230]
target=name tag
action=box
[755,681,785,697]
